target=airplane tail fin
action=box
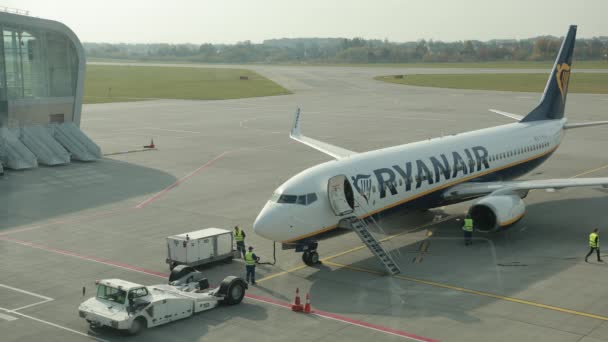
[520,25,577,122]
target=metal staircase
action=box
[342,217,402,275]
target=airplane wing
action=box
[489,109,608,130]
[489,109,524,121]
[564,121,608,129]
[443,178,608,199]
[290,108,356,159]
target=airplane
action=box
[253,25,608,271]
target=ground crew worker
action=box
[234,226,246,259]
[244,246,260,285]
[462,214,473,246]
[585,228,604,263]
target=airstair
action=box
[0,127,38,169]
[19,125,70,165]
[51,122,102,161]
[341,217,402,275]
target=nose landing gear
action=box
[296,242,321,266]
[302,251,320,266]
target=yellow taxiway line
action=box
[569,163,608,178]
[256,215,456,283]
[323,260,608,322]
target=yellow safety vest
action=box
[462,218,473,232]
[234,229,244,242]
[244,252,256,266]
[590,232,599,248]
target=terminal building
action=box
[0,10,100,174]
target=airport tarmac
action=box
[1,64,608,342]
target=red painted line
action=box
[0,236,168,278]
[0,208,133,237]
[244,293,292,309]
[135,151,229,209]
[313,309,439,342]
[244,294,438,342]
[0,237,439,342]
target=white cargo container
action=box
[166,228,235,269]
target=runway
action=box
[1,64,608,342]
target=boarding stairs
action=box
[0,123,101,170]
[342,217,402,275]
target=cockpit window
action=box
[271,192,318,205]
[278,194,297,203]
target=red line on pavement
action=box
[0,237,439,342]
[313,309,439,342]
[0,236,168,278]
[135,151,229,209]
[0,208,133,237]
[245,294,438,342]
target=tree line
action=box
[84,36,608,64]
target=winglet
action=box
[290,107,302,138]
[288,107,356,159]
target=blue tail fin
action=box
[521,25,577,122]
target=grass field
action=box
[84,65,291,104]
[88,58,608,69]
[309,61,608,69]
[375,73,608,94]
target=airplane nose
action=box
[253,204,275,240]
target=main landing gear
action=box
[299,242,321,266]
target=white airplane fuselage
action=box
[254,119,565,243]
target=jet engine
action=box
[468,194,525,232]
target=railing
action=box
[0,6,30,16]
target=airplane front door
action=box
[327,175,354,216]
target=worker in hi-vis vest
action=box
[585,228,604,263]
[244,246,260,285]
[234,226,246,259]
[462,214,474,246]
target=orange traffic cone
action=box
[144,138,155,149]
[291,288,303,312]
[303,292,312,313]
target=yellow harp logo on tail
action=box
[556,63,571,102]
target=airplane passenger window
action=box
[306,193,318,204]
[278,194,297,203]
[296,195,307,205]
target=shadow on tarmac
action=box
[0,158,177,231]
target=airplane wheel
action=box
[310,251,319,264]
[302,251,319,266]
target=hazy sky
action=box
[4,0,607,44]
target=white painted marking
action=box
[141,127,202,134]
[12,299,54,311]
[0,284,53,301]
[0,312,17,321]
[0,308,109,342]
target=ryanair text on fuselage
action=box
[356,146,490,199]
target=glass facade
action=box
[2,27,77,99]
[0,24,79,126]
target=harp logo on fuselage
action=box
[351,174,372,204]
